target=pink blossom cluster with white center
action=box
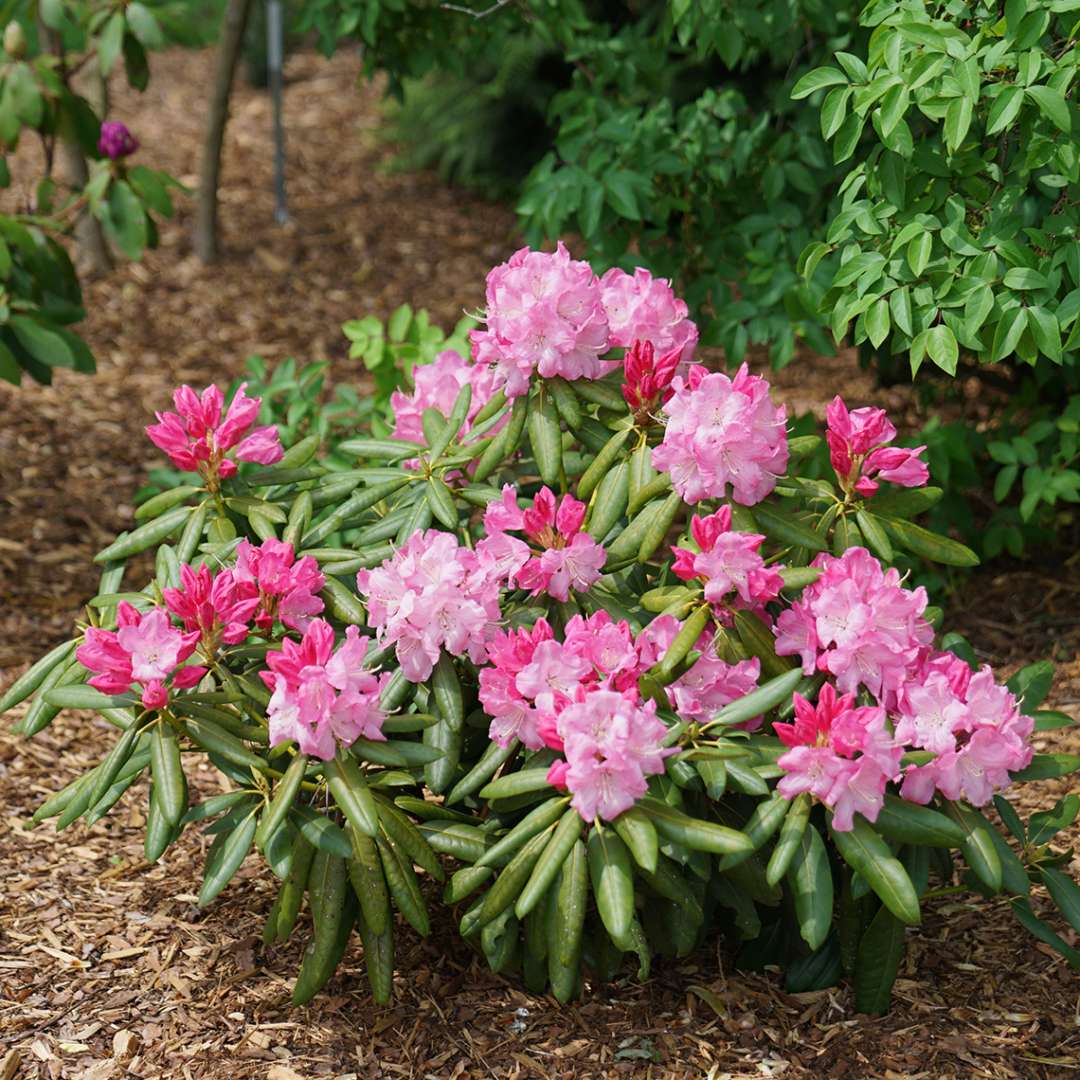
[651,363,789,506]
[145,383,282,488]
[898,651,1032,806]
[773,684,903,831]
[470,242,612,398]
[774,546,933,710]
[356,529,502,682]
[599,266,698,363]
[261,620,387,761]
[547,689,673,822]
[826,397,929,498]
[671,506,784,619]
[77,602,206,710]
[390,349,505,466]
[476,485,606,602]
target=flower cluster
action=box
[672,507,784,617]
[390,349,504,452]
[471,242,612,398]
[163,538,324,652]
[99,120,138,160]
[774,685,902,831]
[600,267,698,362]
[261,620,387,760]
[652,363,789,506]
[356,529,501,682]
[546,689,672,822]
[232,539,325,633]
[163,562,260,652]
[899,653,1032,806]
[146,383,282,490]
[77,602,206,709]
[775,546,933,709]
[477,485,606,601]
[826,396,928,498]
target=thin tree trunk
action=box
[194,0,254,263]
[41,20,113,277]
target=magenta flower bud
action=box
[98,121,139,161]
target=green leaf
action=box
[854,906,905,1014]
[830,817,921,926]
[1026,85,1071,132]
[1012,753,1080,781]
[101,180,149,260]
[606,173,640,220]
[791,67,848,99]
[877,516,979,566]
[1010,897,1080,969]
[991,307,1028,362]
[926,324,958,375]
[944,96,973,151]
[1006,660,1054,712]
[787,825,833,950]
[125,2,165,48]
[907,233,933,277]
[866,298,890,349]
[8,316,75,370]
[1028,794,1080,847]
[199,808,257,906]
[98,13,126,76]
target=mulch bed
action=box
[1,45,1078,1080]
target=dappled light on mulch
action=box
[1,47,1078,1080]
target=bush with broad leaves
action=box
[7,245,1080,1012]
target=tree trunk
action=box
[193,0,254,263]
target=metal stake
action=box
[268,0,288,224]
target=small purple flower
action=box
[98,121,138,161]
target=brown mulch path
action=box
[1,46,1079,1080]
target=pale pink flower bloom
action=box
[146,382,283,486]
[357,529,502,683]
[471,243,613,398]
[774,547,932,709]
[652,363,789,505]
[826,396,928,498]
[76,602,205,709]
[390,349,506,473]
[554,687,673,821]
[827,757,893,831]
[478,619,554,748]
[515,639,592,716]
[600,266,698,363]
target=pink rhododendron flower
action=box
[622,339,682,422]
[479,619,556,748]
[390,349,505,469]
[232,538,325,632]
[476,485,605,601]
[357,529,502,682]
[774,684,902,830]
[77,602,205,709]
[563,610,640,692]
[549,687,673,821]
[261,620,387,760]
[163,562,260,654]
[637,613,761,725]
[146,383,283,489]
[672,506,784,614]
[897,656,1032,806]
[470,242,612,398]
[652,363,789,505]
[600,266,698,363]
[774,546,932,709]
[825,396,928,498]
[98,120,138,160]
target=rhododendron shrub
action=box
[5,249,1080,1018]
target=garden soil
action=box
[1,48,1078,1080]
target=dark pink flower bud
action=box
[98,121,139,161]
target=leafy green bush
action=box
[0,0,186,385]
[7,248,1080,1013]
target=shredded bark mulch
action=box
[1,46,1078,1080]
